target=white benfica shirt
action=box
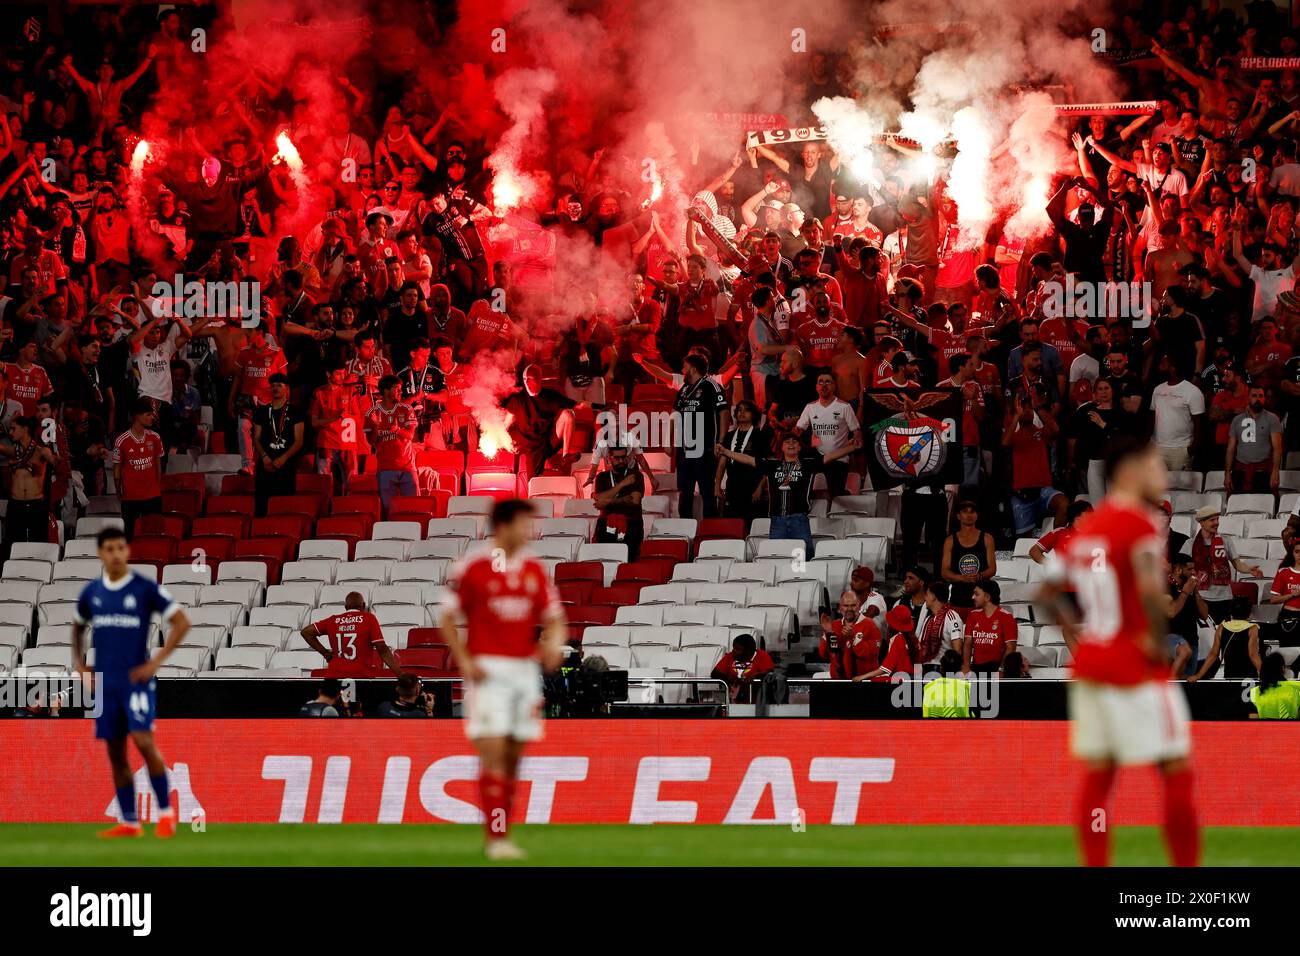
[796,398,860,455]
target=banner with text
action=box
[1,720,1296,825]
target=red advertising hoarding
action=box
[2,720,1297,826]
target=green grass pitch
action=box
[0,824,1297,866]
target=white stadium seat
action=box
[355,540,411,562]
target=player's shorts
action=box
[1069,679,1191,766]
[95,679,157,740]
[464,655,543,742]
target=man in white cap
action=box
[1181,504,1262,622]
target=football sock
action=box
[1163,768,1200,867]
[116,784,139,825]
[150,773,172,813]
[479,772,508,842]
[503,775,518,830]
[1078,767,1115,867]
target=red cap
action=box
[852,565,875,587]
[886,605,915,633]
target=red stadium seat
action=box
[191,515,249,539]
[405,628,445,649]
[161,490,201,518]
[233,538,289,584]
[467,450,518,476]
[641,539,689,564]
[138,513,188,539]
[467,472,520,501]
[235,536,293,564]
[295,472,334,501]
[161,473,206,508]
[388,496,438,519]
[220,474,256,496]
[567,623,588,646]
[397,647,457,675]
[129,536,177,569]
[591,583,643,607]
[417,450,465,493]
[1231,581,1259,604]
[316,513,374,541]
[557,579,597,605]
[350,473,379,494]
[555,561,605,585]
[251,515,311,543]
[332,495,382,524]
[697,518,745,541]
[397,646,452,670]
[615,560,673,585]
[269,494,324,520]
[179,536,233,568]
[207,494,256,517]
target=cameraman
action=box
[593,445,645,561]
[376,673,435,717]
[299,678,344,717]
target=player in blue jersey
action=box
[72,528,191,838]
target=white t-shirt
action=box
[1151,378,1206,447]
[796,398,860,455]
[1248,264,1295,321]
[1069,353,1100,385]
[592,433,644,463]
[1136,161,1188,201]
[1270,162,1300,197]
[856,591,889,625]
[915,604,964,663]
[134,325,181,402]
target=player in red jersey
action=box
[439,499,566,860]
[1039,436,1198,867]
[299,591,402,678]
[1028,499,1092,565]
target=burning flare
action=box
[274,130,304,172]
[130,139,151,178]
[477,412,517,460]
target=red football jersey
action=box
[964,606,1019,666]
[842,617,883,678]
[1270,566,1300,611]
[928,328,969,366]
[460,301,514,357]
[236,346,288,405]
[313,609,385,676]
[1053,499,1167,686]
[364,401,416,470]
[444,551,563,658]
[113,428,164,501]
[795,314,847,368]
[5,362,52,417]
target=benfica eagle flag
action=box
[861,388,963,489]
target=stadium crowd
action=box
[4,1,1300,691]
